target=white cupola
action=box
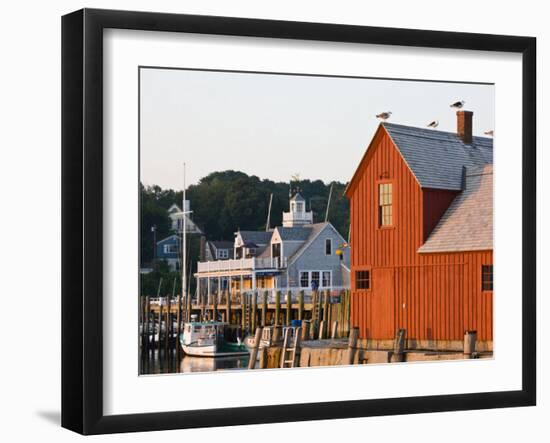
[282,192,313,227]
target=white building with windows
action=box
[168,202,203,235]
[194,192,350,298]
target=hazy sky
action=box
[140,68,494,190]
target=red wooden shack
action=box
[345,111,493,345]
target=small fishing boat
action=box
[180,321,249,357]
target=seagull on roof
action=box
[427,120,439,128]
[450,100,465,109]
[484,130,494,136]
[376,111,392,121]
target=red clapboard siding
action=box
[346,126,493,342]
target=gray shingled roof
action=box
[238,231,272,245]
[276,226,312,241]
[383,123,493,191]
[418,165,493,253]
[210,240,233,249]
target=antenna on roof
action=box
[265,193,273,232]
[325,183,334,222]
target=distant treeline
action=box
[140,170,350,267]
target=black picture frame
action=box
[61,8,536,435]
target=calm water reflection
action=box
[140,349,250,375]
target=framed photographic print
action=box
[61,8,536,435]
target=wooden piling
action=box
[261,291,268,327]
[319,320,326,339]
[301,321,310,341]
[464,330,477,357]
[139,296,147,350]
[286,291,292,326]
[323,290,330,322]
[258,347,268,369]
[165,296,171,354]
[272,325,281,344]
[331,321,339,339]
[226,290,232,325]
[274,291,281,326]
[213,289,218,321]
[391,328,406,363]
[251,291,257,332]
[176,293,182,355]
[346,327,359,365]
[298,290,304,321]
[144,296,151,352]
[248,327,263,370]
[158,302,163,353]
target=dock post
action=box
[464,330,477,358]
[331,320,339,339]
[286,290,292,326]
[248,327,263,370]
[261,291,268,327]
[213,287,218,322]
[226,290,232,325]
[145,296,151,353]
[251,291,257,332]
[165,296,171,354]
[323,290,330,322]
[275,290,281,326]
[139,296,147,356]
[391,328,406,362]
[301,321,310,341]
[298,290,304,320]
[176,293,182,356]
[319,320,326,339]
[346,327,360,365]
[158,302,164,354]
[272,325,281,344]
[259,346,268,369]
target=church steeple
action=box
[283,192,313,227]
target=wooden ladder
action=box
[280,326,302,368]
[243,293,251,334]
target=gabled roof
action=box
[275,226,311,242]
[237,231,272,246]
[418,165,493,253]
[383,123,493,190]
[208,240,233,250]
[290,192,305,202]
[157,234,179,245]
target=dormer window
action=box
[295,201,304,212]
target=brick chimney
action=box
[457,110,473,144]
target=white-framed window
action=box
[298,270,332,288]
[299,271,309,288]
[325,238,332,255]
[322,271,331,287]
[163,244,177,254]
[217,249,229,259]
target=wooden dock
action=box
[139,289,352,356]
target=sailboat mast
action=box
[265,193,273,232]
[325,183,334,222]
[182,163,187,319]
